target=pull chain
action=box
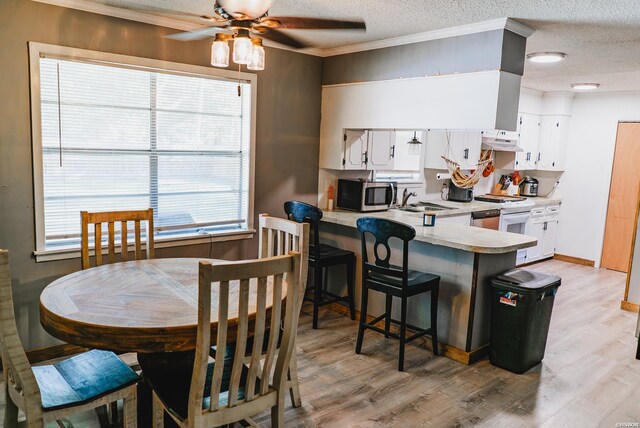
[237,63,242,97]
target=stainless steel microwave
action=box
[337,179,398,212]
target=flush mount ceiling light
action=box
[571,83,600,91]
[526,52,567,63]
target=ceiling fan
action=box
[146,0,366,70]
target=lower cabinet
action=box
[526,206,559,262]
[438,214,472,225]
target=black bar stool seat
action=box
[285,201,356,329]
[355,217,440,371]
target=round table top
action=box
[39,258,287,353]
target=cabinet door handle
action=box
[390,145,395,159]
[363,151,368,165]
[463,148,469,160]
[526,152,530,161]
[543,222,548,231]
[537,153,541,162]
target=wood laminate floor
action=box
[2,260,639,427]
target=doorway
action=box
[601,122,640,272]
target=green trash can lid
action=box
[491,268,561,291]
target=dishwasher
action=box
[471,209,501,230]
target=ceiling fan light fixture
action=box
[247,38,265,71]
[526,52,566,63]
[571,83,600,90]
[217,0,273,19]
[233,30,253,65]
[210,34,230,68]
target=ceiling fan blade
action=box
[261,16,366,31]
[258,28,309,49]
[122,4,227,22]
[166,26,230,41]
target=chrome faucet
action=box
[401,188,417,207]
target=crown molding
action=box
[30,1,533,59]
[317,18,534,58]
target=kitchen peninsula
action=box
[319,208,536,364]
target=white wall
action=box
[555,91,640,266]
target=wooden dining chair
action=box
[258,213,309,408]
[80,208,155,269]
[0,250,139,427]
[147,252,302,428]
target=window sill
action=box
[33,229,256,263]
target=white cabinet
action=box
[343,130,368,170]
[438,213,472,225]
[526,205,560,262]
[538,115,570,171]
[368,130,396,170]
[424,130,482,170]
[514,113,541,170]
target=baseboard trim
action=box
[621,300,639,313]
[518,257,553,268]
[323,301,487,365]
[553,254,595,267]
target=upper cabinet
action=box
[424,130,482,170]
[537,115,570,171]
[514,113,541,170]
[329,129,423,171]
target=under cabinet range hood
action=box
[481,130,523,152]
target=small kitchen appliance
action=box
[448,182,473,202]
[337,179,397,212]
[520,177,539,197]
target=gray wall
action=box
[0,0,322,349]
[322,29,526,85]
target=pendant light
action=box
[210,34,230,68]
[233,29,253,65]
[407,131,422,155]
[247,38,265,71]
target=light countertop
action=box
[320,209,537,254]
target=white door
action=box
[538,116,570,171]
[526,219,545,262]
[367,130,395,170]
[542,219,558,258]
[343,130,367,170]
[423,130,448,169]
[464,131,482,169]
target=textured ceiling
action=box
[83,0,640,92]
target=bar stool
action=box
[284,201,356,329]
[355,217,440,371]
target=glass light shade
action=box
[218,0,273,18]
[233,36,253,65]
[526,52,566,63]
[210,40,230,68]
[247,44,265,71]
[407,132,422,155]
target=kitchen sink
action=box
[395,202,454,212]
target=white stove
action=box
[498,200,535,265]
[501,199,535,213]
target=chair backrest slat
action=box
[194,254,301,424]
[94,223,103,266]
[80,209,154,269]
[0,250,44,424]
[228,278,250,407]
[261,272,283,395]
[108,222,116,264]
[245,276,267,401]
[121,221,129,262]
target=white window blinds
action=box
[37,56,252,250]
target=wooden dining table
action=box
[40,258,287,354]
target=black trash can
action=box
[489,269,561,374]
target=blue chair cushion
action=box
[32,349,139,411]
[142,347,257,422]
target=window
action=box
[29,43,256,260]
